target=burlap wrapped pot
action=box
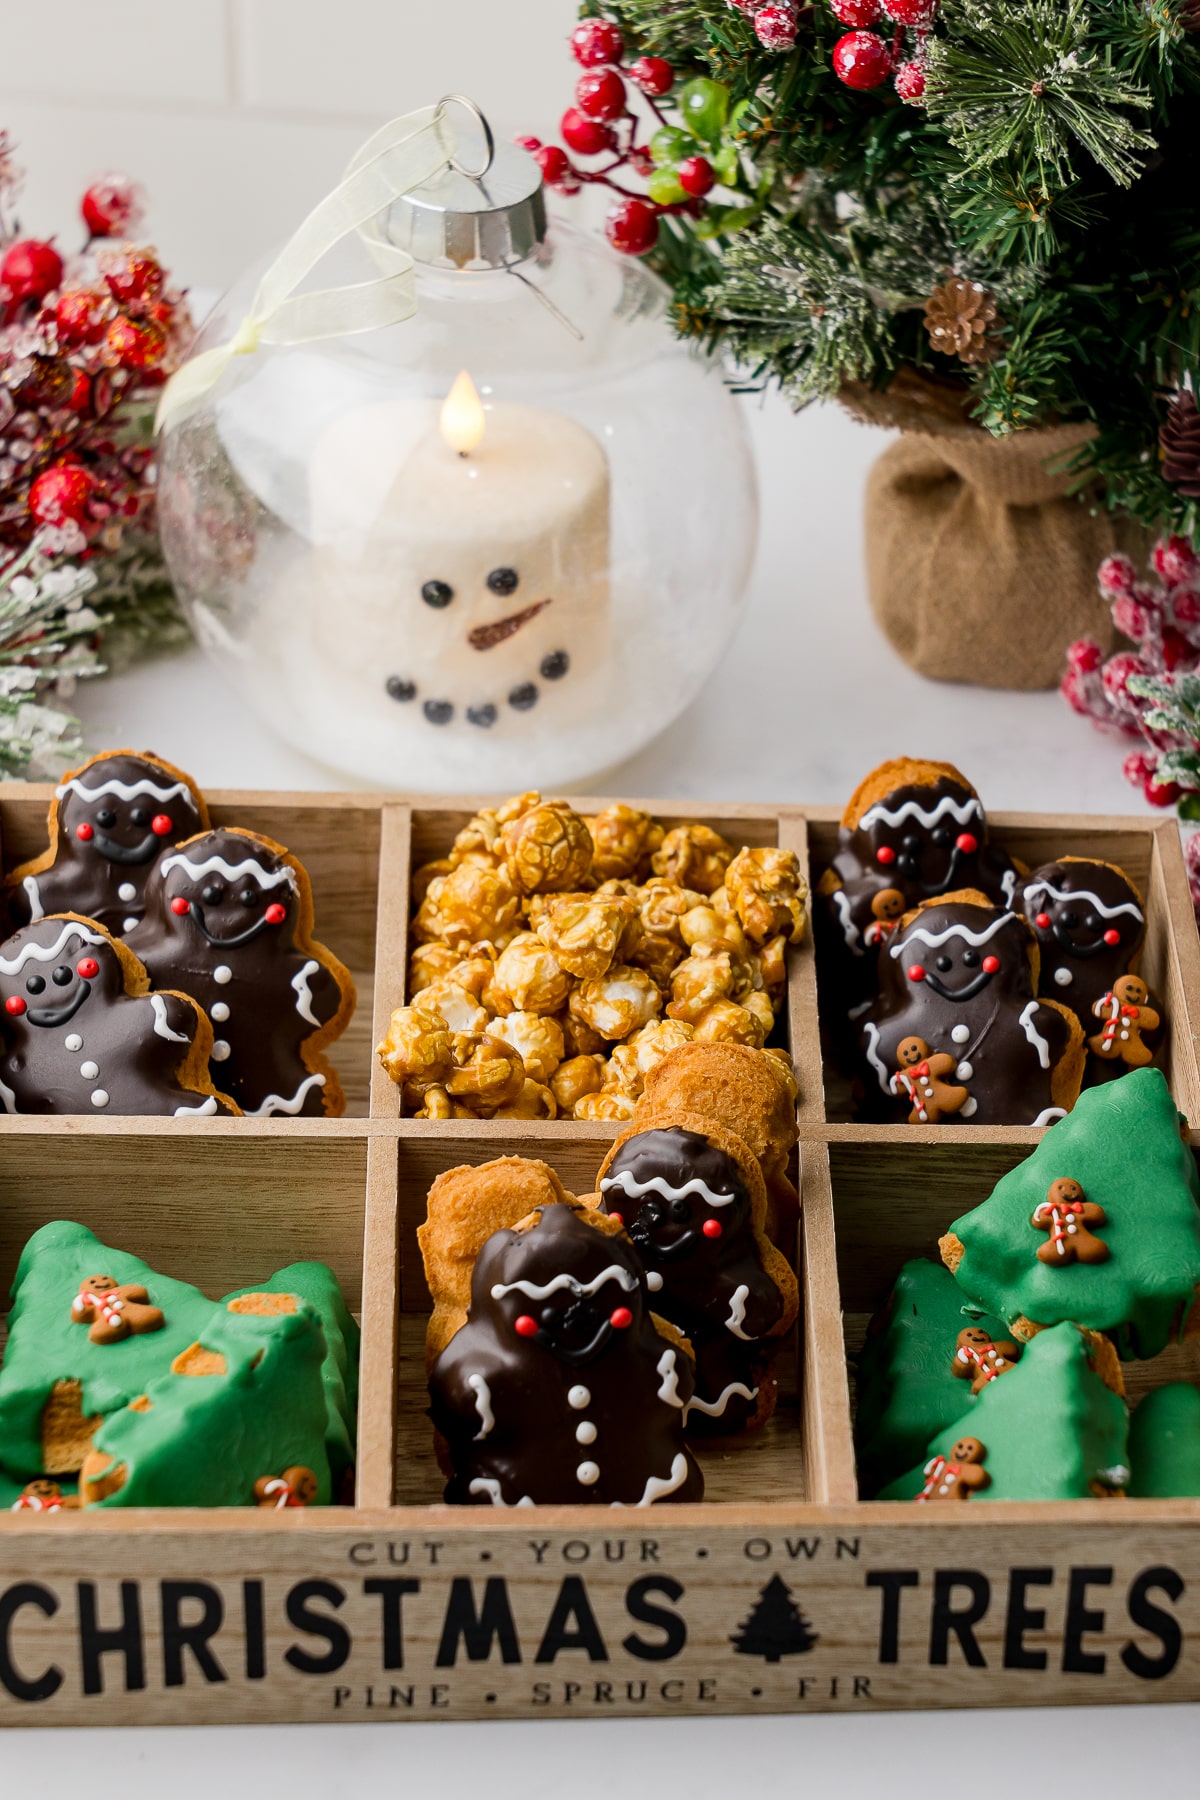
[847,388,1145,689]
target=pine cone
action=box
[924,277,1000,365]
[1160,390,1200,498]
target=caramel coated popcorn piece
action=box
[408,943,464,994]
[534,891,639,981]
[691,998,768,1047]
[415,1086,477,1120]
[560,1010,607,1058]
[667,943,754,1024]
[627,1017,695,1082]
[491,932,573,1016]
[758,934,788,994]
[574,1088,637,1122]
[485,1010,565,1084]
[725,847,808,945]
[411,858,453,908]
[502,799,594,896]
[635,878,706,943]
[377,1001,454,1092]
[652,824,734,896]
[550,1053,606,1112]
[413,860,522,952]
[588,805,664,881]
[444,1033,527,1113]
[493,1079,558,1119]
[415,980,489,1036]
[569,964,662,1041]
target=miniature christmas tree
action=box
[1128,1383,1200,1497]
[730,1575,819,1660]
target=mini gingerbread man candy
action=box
[914,1435,990,1502]
[864,886,906,946]
[952,1326,1022,1395]
[5,749,209,937]
[0,915,235,1117]
[11,1479,79,1512]
[72,1274,166,1344]
[253,1465,319,1509]
[891,1035,971,1124]
[1087,974,1161,1069]
[1032,1176,1110,1265]
[126,826,355,1118]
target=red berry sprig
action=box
[827,0,937,103]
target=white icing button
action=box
[961,1097,978,1118]
[575,1420,597,1446]
[575,1461,600,1486]
[65,1034,82,1052]
[211,1039,231,1061]
[567,1385,591,1410]
[951,1024,970,1044]
[79,1060,99,1080]
[122,916,138,933]
[90,1089,109,1108]
[646,1270,663,1292]
[210,1001,230,1023]
[117,882,137,903]
[1054,967,1073,986]
[213,965,232,985]
[955,1061,973,1081]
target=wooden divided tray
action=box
[1,787,1199,1726]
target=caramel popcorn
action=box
[626,1017,695,1082]
[635,878,706,942]
[413,860,522,953]
[491,932,573,1016]
[448,793,537,866]
[627,930,686,989]
[667,942,754,1024]
[559,1010,607,1058]
[550,1053,606,1112]
[411,858,454,908]
[485,1010,565,1084]
[691,998,768,1047]
[377,1001,454,1093]
[444,1032,526,1112]
[574,1089,637,1122]
[414,1086,477,1121]
[415,980,490,1037]
[408,943,464,994]
[534,891,639,980]
[679,903,752,959]
[652,824,734,896]
[758,933,788,993]
[569,964,662,1041]
[587,804,664,881]
[724,846,808,945]
[493,1079,558,1120]
[502,798,594,895]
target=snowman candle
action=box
[309,370,611,735]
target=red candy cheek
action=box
[1104,929,1121,947]
[907,964,926,982]
[606,1211,624,1227]
[982,955,1000,974]
[1035,912,1052,930]
[955,832,978,854]
[76,958,99,979]
[150,813,174,836]
[876,844,896,865]
[265,903,287,925]
[610,1306,633,1329]
[5,995,27,1015]
[702,1218,723,1239]
[75,822,94,841]
[513,1314,538,1339]
[170,895,191,916]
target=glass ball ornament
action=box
[157,110,757,791]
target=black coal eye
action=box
[96,809,116,828]
[669,1197,690,1221]
[386,677,416,703]
[1061,910,1079,928]
[130,806,149,826]
[52,964,73,986]
[421,580,453,609]
[202,883,224,905]
[239,885,258,907]
[1085,913,1101,931]
[936,955,953,972]
[25,974,45,994]
[931,827,952,847]
[540,1305,558,1328]
[541,650,569,681]
[962,949,980,967]
[902,833,921,851]
[487,567,518,596]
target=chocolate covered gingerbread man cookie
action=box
[6,750,208,937]
[858,890,1085,1126]
[126,826,354,1117]
[817,759,1021,1026]
[428,1199,704,1507]
[0,915,235,1116]
[597,1115,799,1433]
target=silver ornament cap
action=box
[386,96,546,271]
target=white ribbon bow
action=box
[155,104,458,435]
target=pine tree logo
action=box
[730,1575,820,1662]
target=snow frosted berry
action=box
[754,5,799,50]
[1,238,63,304]
[832,29,893,88]
[570,18,624,67]
[605,198,660,256]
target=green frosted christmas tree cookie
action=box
[1128,1383,1200,1498]
[879,1323,1129,1502]
[940,1068,1200,1360]
[854,1259,1018,1497]
[80,1301,333,1508]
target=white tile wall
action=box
[0,0,576,288]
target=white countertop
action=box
[14,393,1195,1788]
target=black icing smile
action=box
[896,842,967,896]
[630,1213,697,1261]
[534,1311,615,1365]
[27,984,91,1028]
[93,830,159,865]
[1047,915,1110,959]
[184,903,275,949]
[920,967,995,1002]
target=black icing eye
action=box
[130,806,150,826]
[936,955,953,973]
[25,974,45,994]
[931,827,952,847]
[540,1305,559,1329]
[1061,909,1080,929]
[962,949,980,967]
[202,883,224,906]
[487,567,519,597]
[1085,913,1101,931]
[95,809,116,828]
[669,1197,690,1222]
[902,833,922,852]
[421,580,453,609]
[238,885,259,907]
[52,964,73,987]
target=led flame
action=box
[440,369,486,456]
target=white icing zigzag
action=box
[0,920,104,974]
[242,1072,326,1117]
[656,1347,685,1408]
[56,776,194,805]
[600,1170,738,1208]
[725,1284,754,1341]
[684,1380,759,1421]
[889,913,1014,957]
[1018,999,1052,1069]
[1029,1106,1067,1127]
[1021,877,1143,924]
[613,1452,692,1507]
[291,959,320,1026]
[149,994,189,1044]
[159,851,296,892]
[21,875,43,922]
[468,1477,534,1508]
[831,887,863,955]
[862,1019,893,1096]
[467,1373,495,1441]
[860,795,982,832]
[173,1096,219,1116]
[491,1263,638,1303]
[1001,868,1018,906]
